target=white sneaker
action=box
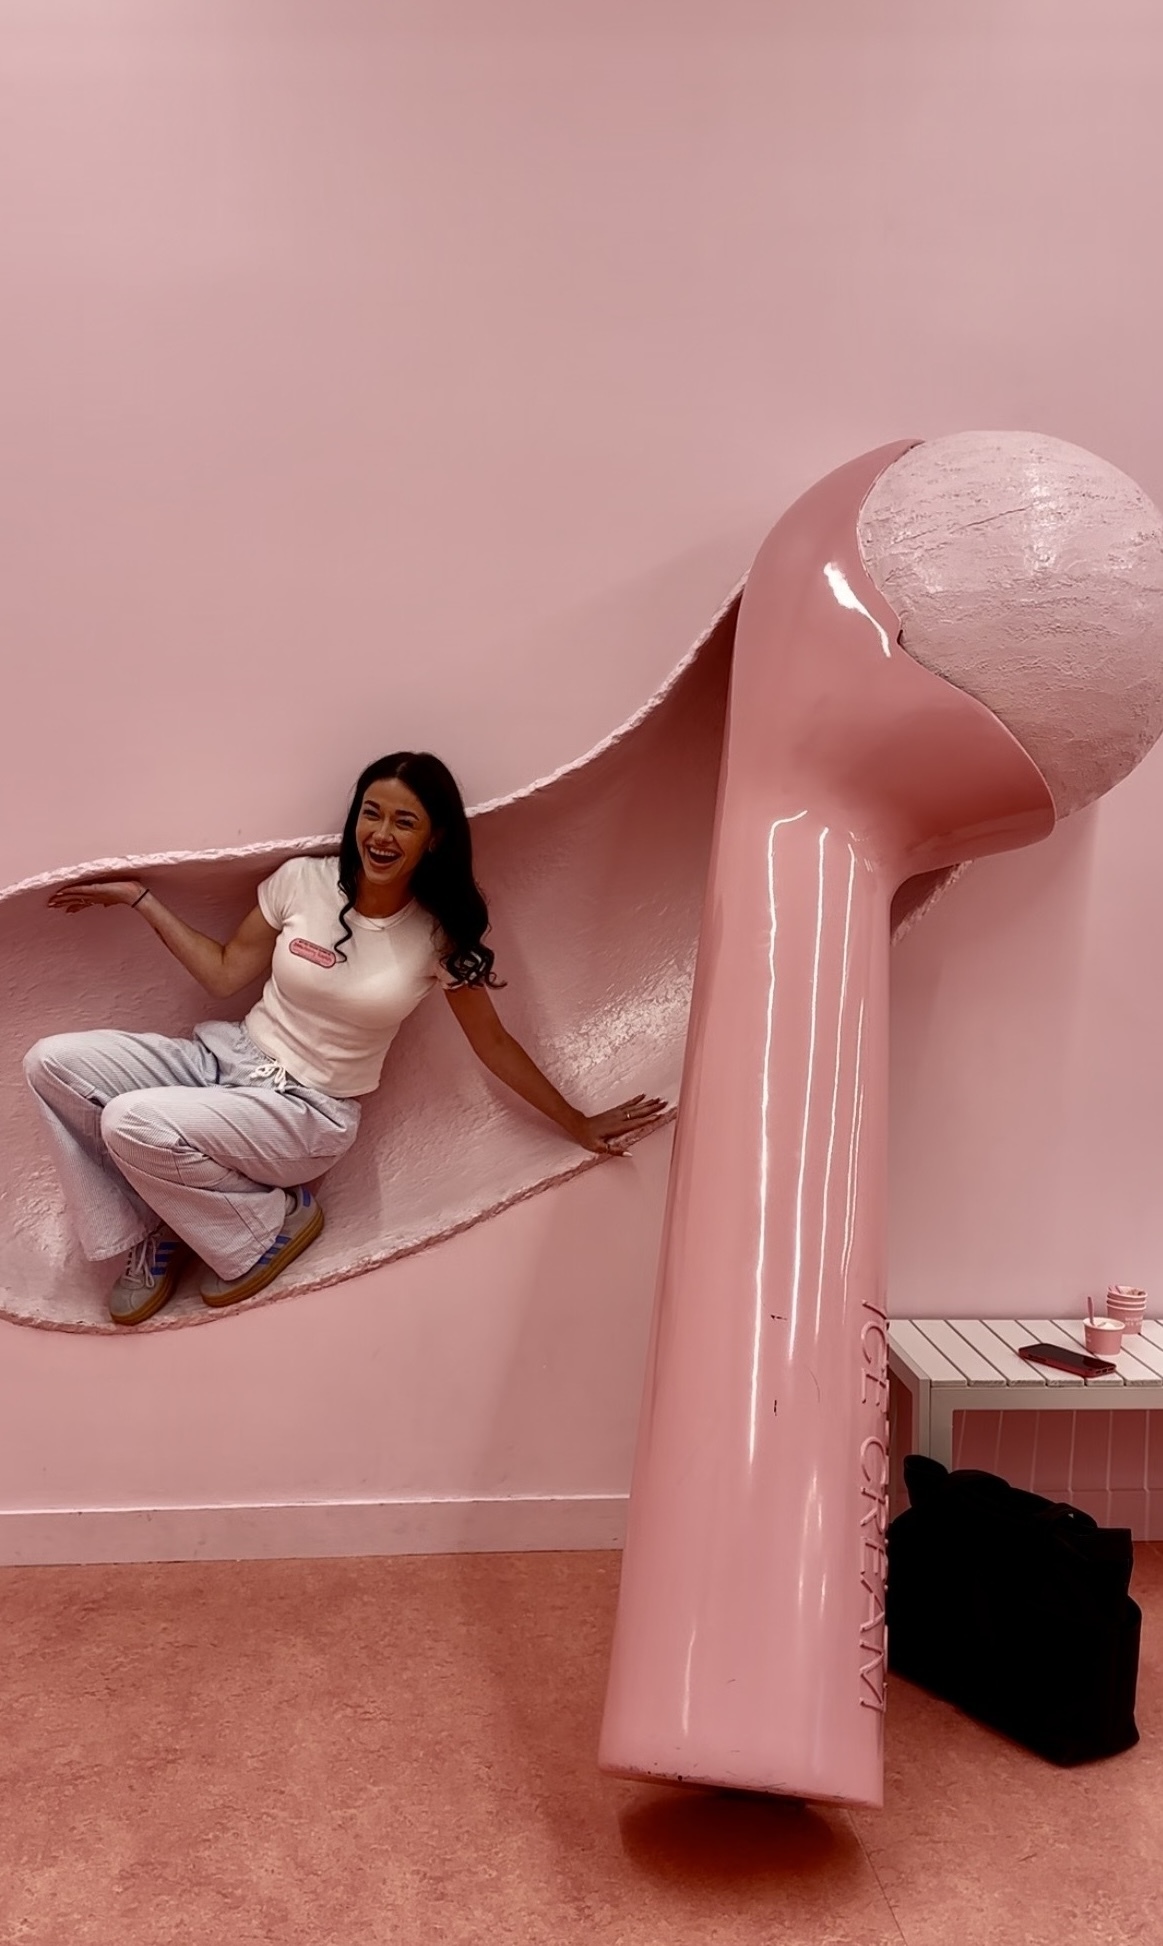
[108,1227,189,1326]
[199,1188,324,1309]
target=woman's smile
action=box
[363,842,402,869]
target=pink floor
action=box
[3,1545,1160,1945]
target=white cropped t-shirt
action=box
[243,855,457,1098]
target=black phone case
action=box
[1019,1341,1114,1378]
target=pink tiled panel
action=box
[995,1410,1040,1485]
[1108,1488,1151,1534]
[1069,1489,1115,1526]
[1031,1409,1076,1489]
[1110,1411,1149,1488]
[1071,1413,1115,1481]
[951,1411,999,1471]
[910,1400,1163,1538]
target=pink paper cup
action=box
[1086,1318,1124,1356]
[1106,1288,1146,1335]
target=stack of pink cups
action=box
[1106,1285,1147,1335]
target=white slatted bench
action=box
[888,1317,1163,1470]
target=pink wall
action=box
[890,757,1163,1318]
[3,0,1163,1551]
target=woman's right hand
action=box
[47,879,146,913]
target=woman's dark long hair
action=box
[333,752,501,987]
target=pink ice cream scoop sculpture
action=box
[599,433,1163,1807]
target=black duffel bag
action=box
[886,1455,1141,1764]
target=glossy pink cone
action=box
[598,444,1055,1807]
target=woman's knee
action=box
[23,1033,87,1096]
[100,1091,167,1154]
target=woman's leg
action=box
[23,1029,215,1260]
[98,1083,360,1281]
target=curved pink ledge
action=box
[1,589,742,1332]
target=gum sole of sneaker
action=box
[200,1203,325,1309]
[109,1254,189,1328]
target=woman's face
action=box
[355,778,435,894]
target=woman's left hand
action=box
[572,1095,669,1156]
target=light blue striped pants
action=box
[23,1021,361,1280]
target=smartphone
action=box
[1018,1342,1115,1379]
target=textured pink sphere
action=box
[857,431,1163,816]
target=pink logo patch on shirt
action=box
[289,937,338,969]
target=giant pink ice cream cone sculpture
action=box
[599,434,1163,1806]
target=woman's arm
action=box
[443,983,667,1156]
[47,879,278,1000]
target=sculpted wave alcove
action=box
[1,594,739,1332]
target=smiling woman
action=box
[22,751,666,1327]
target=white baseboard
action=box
[0,1493,629,1566]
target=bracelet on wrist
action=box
[131,888,149,908]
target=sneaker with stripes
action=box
[199,1187,325,1309]
[108,1227,189,1326]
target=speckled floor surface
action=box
[2,1544,1159,1945]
